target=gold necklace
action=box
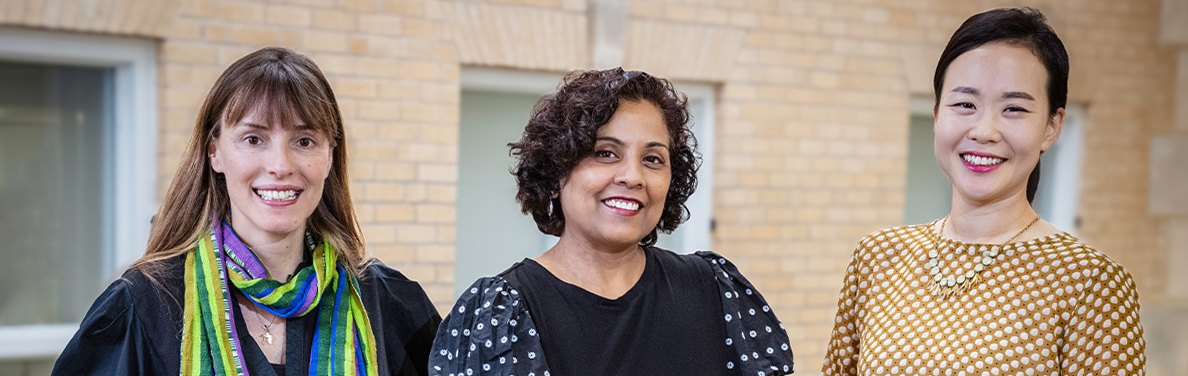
[926,214,1040,297]
[243,298,280,345]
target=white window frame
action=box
[0,27,157,360]
[459,67,716,253]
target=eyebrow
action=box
[950,87,1036,101]
[596,136,670,150]
[950,86,979,96]
[236,121,313,130]
[1001,91,1036,101]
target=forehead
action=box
[943,42,1048,95]
[223,100,308,131]
[596,100,670,142]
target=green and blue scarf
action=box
[181,220,377,376]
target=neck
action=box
[536,234,646,299]
[231,224,307,282]
[946,188,1037,243]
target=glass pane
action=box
[903,114,952,225]
[0,61,113,326]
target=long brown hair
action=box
[134,47,366,277]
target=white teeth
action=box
[603,199,640,211]
[255,189,298,201]
[962,154,1004,166]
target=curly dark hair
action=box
[509,68,700,247]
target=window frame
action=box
[0,26,157,360]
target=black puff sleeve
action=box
[429,277,550,376]
[697,251,795,376]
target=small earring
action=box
[547,192,559,217]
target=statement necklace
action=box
[926,215,1040,297]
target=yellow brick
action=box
[370,245,415,262]
[416,204,455,223]
[358,99,402,120]
[349,37,368,55]
[313,9,356,30]
[304,30,348,52]
[382,0,424,16]
[339,0,380,12]
[376,162,417,181]
[362,182,406,201]
[416,163,457,182]
[234,27,280,46]
[333,78,378,98]
[397,224,437,243]
[360,224,397,243]
[162,41,218,64]
[359,14,402,35]
[376,204,415,222]
[402,18,441,38]
[217,3,264,23]
[266,5,312,27]
[168,19,202,39]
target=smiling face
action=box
[210,109,333,240]
[557,100,672,249]
[934,42,1063,205]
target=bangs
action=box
[219,63,340,140]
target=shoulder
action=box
[650,246,716,277]
[1035,236,1139,295]
[431,276,548,374]
[848,224,932,266]
[357,259,439,321]
[115,254,187,320]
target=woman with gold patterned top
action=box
[823,7,1145,376]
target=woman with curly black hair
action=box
[429,68,795,376]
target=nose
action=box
[967,112,1002,144]
[614,158,646,189]
[264,144,296,178]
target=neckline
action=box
[520,246,655,306]
[923,219,1076,249]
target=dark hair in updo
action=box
[509,68,699,247]
[933,7,1069,203]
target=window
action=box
[454,67,716,294]
[0,27,156,360]
[903,98,1085,234]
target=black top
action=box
[52,254,442,376]
[429,248,794,376]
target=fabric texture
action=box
[822,221,1146,375]
[429,247,793,376]
[181,220,377,376]
[53,228,441,376]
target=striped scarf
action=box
[180,220,377,376]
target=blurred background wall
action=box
[0,0,1185,374]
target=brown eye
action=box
[245,136,262,145]
[297,138,314,147]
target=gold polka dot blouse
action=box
[823,221,1146,375]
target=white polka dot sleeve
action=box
[429,277,550,376]
[696,251,795,376]
[821,243,865,376]
[1059,263,1146,375]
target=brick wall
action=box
[1,0,1178,373]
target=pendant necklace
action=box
[926,214,1040,297]
[247,300,280,345]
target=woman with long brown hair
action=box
[53,47,440,376]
